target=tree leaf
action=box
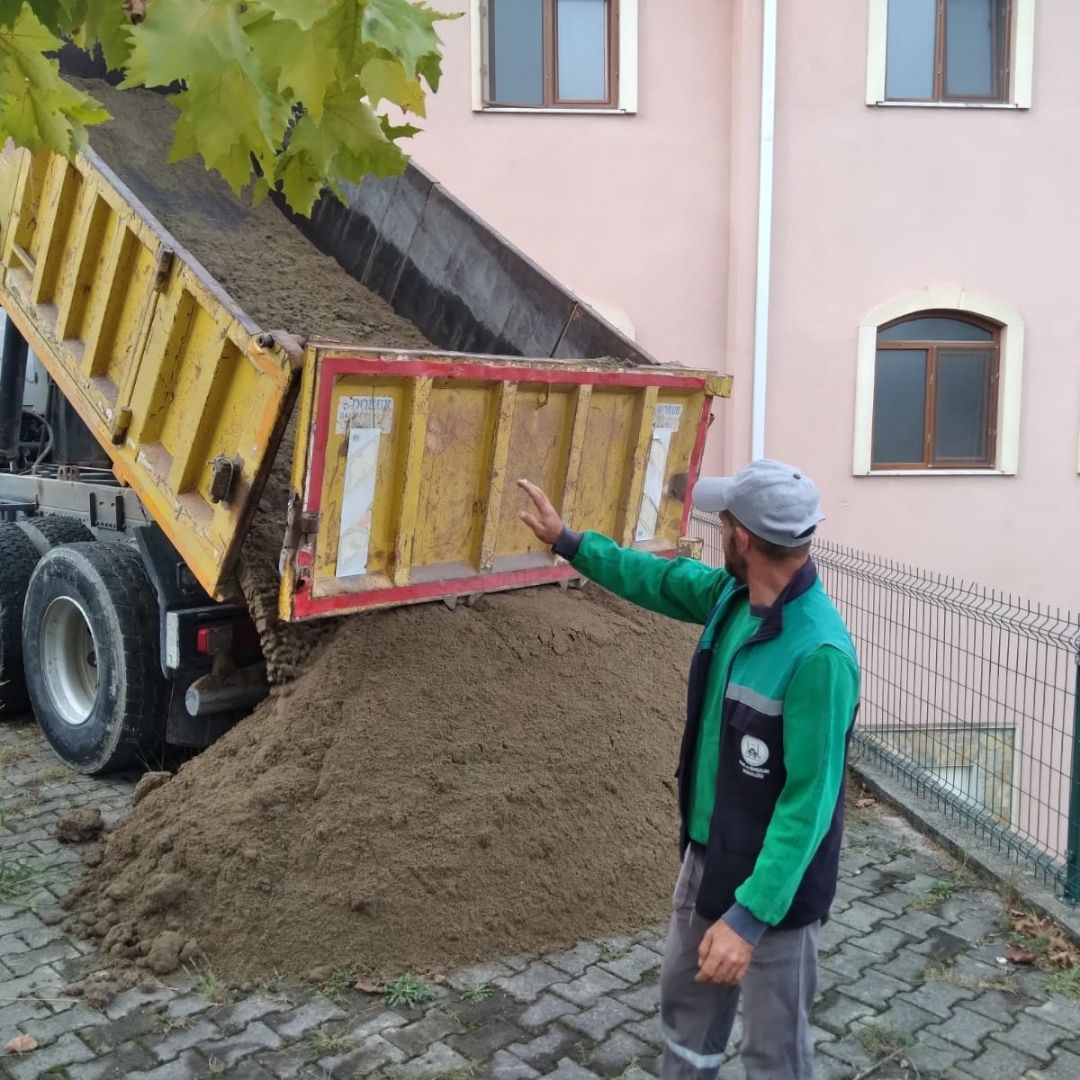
[0,6,109,154]
[360,0,451,79]
[359,56,424,115]
[256,0,336,32]
[74,0,135,71]
[4,1033,39,1054]
[1005,944,1038,966]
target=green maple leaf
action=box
[0,6,108,154]
[360,56,425,115]
[73,0,134,71]
[361,0,453,80]
[254,0,336,32]
[245,8,339,122]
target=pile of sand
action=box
[68,587,697,979]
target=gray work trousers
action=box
[660,845,819,1080]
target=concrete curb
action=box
[850,756,1080,949]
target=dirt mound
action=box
[71,587,697,980]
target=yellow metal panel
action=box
[282,347,726,622]
[0,144,300,599]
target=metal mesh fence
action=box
[688,509,1080,903]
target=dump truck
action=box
[0,76,731,775]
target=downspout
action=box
[751,0,778,461]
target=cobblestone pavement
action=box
[3,717,1080,1080]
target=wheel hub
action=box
[40,596,99,726]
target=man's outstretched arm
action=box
[517,479,730,625]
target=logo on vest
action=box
[739,735,770,779]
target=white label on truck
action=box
[336,427,382,579]
[635,403,683,542]
[336,395,395,435]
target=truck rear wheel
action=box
[19,517,96,552]
[22,542,168,774]
[0,523,39,715]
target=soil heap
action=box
[72,588,697,979]
[65,82,699,980]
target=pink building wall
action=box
[413,2,1075,605]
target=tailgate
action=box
[0,144,300,600]
[279,345,730,621]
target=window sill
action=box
[869,101,1027,111]
[857,468,1012,477]
[476,106,635,116]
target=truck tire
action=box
[0,523,39,715]
[22,542,168,774]
[18,517,96,552]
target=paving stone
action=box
[1025,994,1080,1032]
[838,969,913,1008]
[562,998,641,1041]
[863,887,912,915]
[104,985,176,1019]
[446,961,514,991]
[991,1013,1067,1063]
[316,1033,406,1079]
[508,1028,576,1070]
[876,947,934,985]
[896,980,975,1020]
[17,1002,106,1045]
[623,1015,663,1049]
[0,963,65,1000]
[4,1031,95,1080]
[345,1009,408,1041]
[518,992,579,1031]
[159,993,213,1020]
[886,910,949,938]
[818,943,880,981]
[548,943,603,977]
[150,1017,221,1062]
[546,1058,602,1080]
[598,945,662,983]
[617,981,660,1015]
[964,1046,1048,1080]
[551,967,629,1008]
[903,1032,974,1073]
[818,918,860,952]
[127,1049,209,1080]
[393,1040,472,1077]
[81,1007,163,1052]
[448,1016,525,1059]
[925,1003,1007,1051]
[588,1029,651,1075]
[965,987,1035,1025]
[0,999,51,1030]
[272,997,347,1038]
[812,990,877,1037]
[496,962,570,1003]
[831,900,889,933]
[1030,1049,1080,1079]
[489,1048,541,1080]
[849,925,913,957]
[14,922,67,950]
[385,1008,463,1056]
[199,1020,283,1067]
[65,1040,159,1080]
[212,995,287,1032]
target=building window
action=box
[483,0,619,109]
[866,0,1034,109]
[885,0,1010,103]
[872,313,999,470]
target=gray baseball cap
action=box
[692,459,823,548]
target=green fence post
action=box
[1067,656,1080,905]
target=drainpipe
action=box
[750,0,778,462]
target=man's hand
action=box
[517,479,563,545]
[695,920,753,986]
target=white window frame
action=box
[852,287,1025,476]
[866,0,1035,109]
[471,0,638,114]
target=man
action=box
[518,460,859,1080]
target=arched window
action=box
[872,312,999,470]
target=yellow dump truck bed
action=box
[0,88,729,620]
